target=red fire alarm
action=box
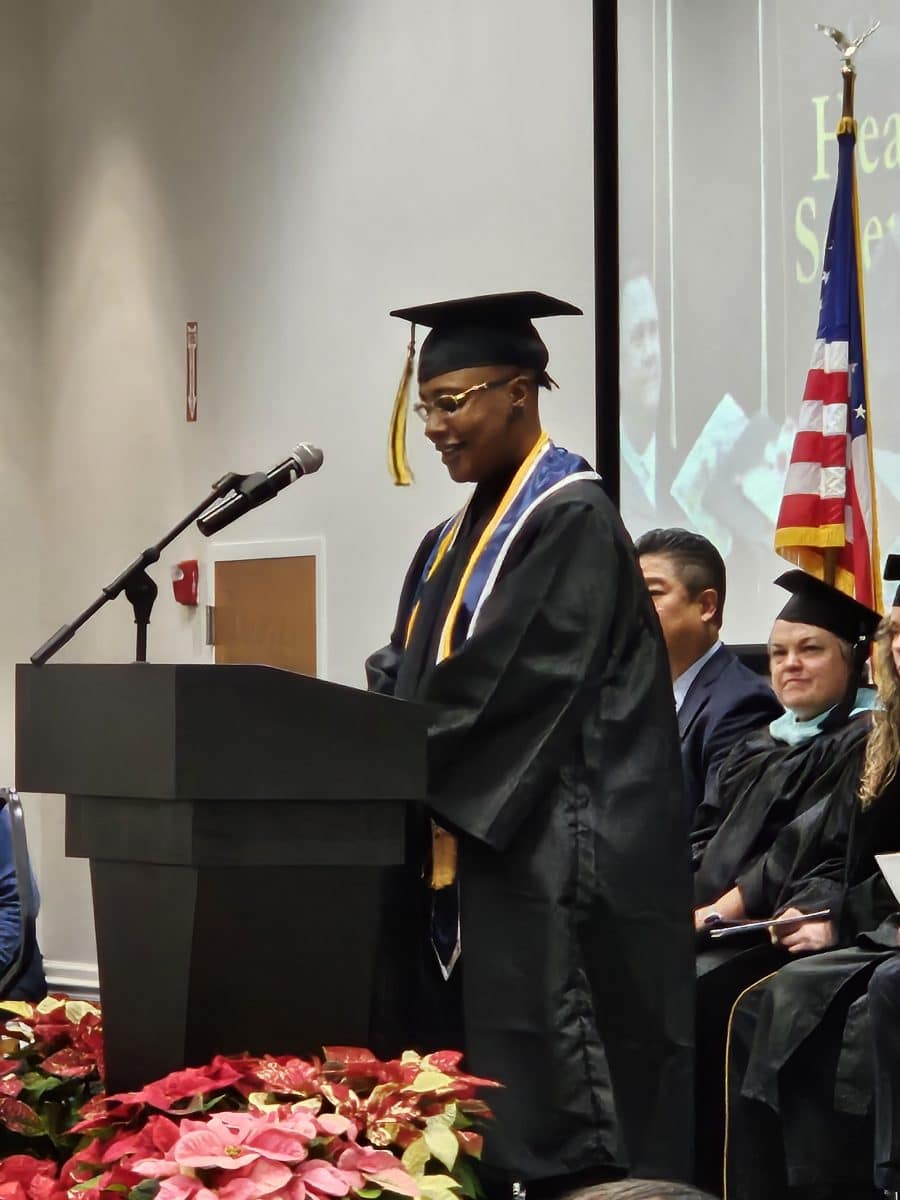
[171,559,199,606]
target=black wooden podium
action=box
[15,663,426,1092]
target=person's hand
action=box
[694,905,720,931]
[695,887,746,931]
[771,907,837,954]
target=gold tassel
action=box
[429,820,458,889]
[388,326,415,486]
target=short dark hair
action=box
[634,528,727,628]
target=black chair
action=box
[0,788,38,997]
[732,643,770,678]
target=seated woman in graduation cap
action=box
[692,569,880,920]
[688,569,880,1191]
[723,569,900,1199]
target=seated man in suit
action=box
[636,528,782,815]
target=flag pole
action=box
[830,36,854,585]
[841,54,855,122]
[813,20,880,593]
[822,68,854,589]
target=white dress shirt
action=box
[673,640,722,714]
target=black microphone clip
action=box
[197,443,324,538]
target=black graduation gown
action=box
[366,476,695,1185]
[735,728,872,923]
[692,717,872,906]
[690,717,872,1192]
[724,771,900,1197]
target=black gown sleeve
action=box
[837,774,900,939]
[690,741,750,869]
[736,791,851,917]
[365,525,443,697]
[418,496,637,851]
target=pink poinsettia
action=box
[0,1024,497,1200]
[179,1112,313,1167]
[134,1110,315,1176]
[335,1146,419,1197]
[313,1112,356,1139]
[292,1161,357,1197]
[145,1155,294,1200]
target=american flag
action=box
[774,120,880,608]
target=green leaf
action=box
[450,1157,483,1200]
[20,1072,63,1098]
[355,1189,382,1199]
[70,1176,104,1194]
[129,1182,161,1200]
[424,1122,458,1171]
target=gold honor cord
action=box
[412,431,550,891]
[403,508,467,648]
[436,431,550,664]
[388,328,416,486]
[429,820,458,890]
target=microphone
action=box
[197,443,324,537]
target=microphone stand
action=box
[30,472,246,666]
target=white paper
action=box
[876,852,900,905]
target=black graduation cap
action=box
[884,554,900,607]
[386,291,582,485]
[774,569,881,645]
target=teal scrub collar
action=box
[770,687,876,745]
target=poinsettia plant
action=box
[0,996,499,1200]
[0,995,104,1162]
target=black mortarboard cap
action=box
[391,291,582,384]
[386,291,582,485]
[884,554,900,607]
[774,569,881,645]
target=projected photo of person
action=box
[617,1,900,641]
[617,270,800,611]
[619,271,686,534]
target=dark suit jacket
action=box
[679,643,783,819]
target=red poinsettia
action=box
[0,991,498,1200]
[0,1156,64,1200]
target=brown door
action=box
[213,555,317,676]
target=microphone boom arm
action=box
[30,471,245,666]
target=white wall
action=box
[26,1,595,984]
[0,0,44,903]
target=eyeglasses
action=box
[412,374,520,422]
